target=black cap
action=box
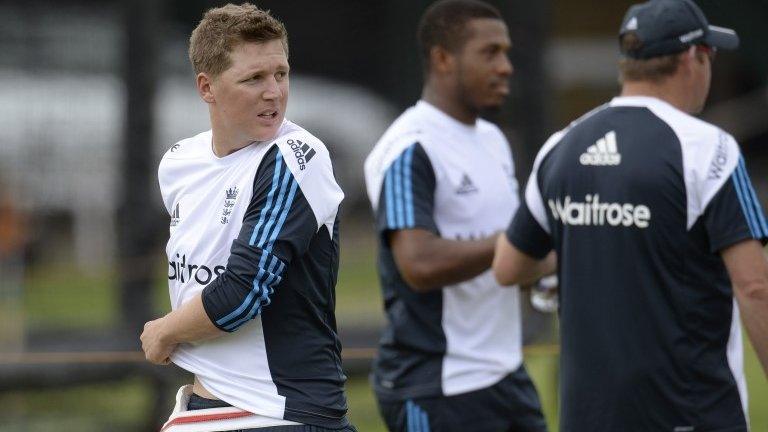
[619,0,739,59]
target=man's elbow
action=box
[492,260,521,286]
[735,277,768,302]
[399,263,442,293]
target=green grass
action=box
[335,232,385,325]
[745,336,768,428]
[346,376,387,431]
[0,378,150,432]
[23,264,115,330]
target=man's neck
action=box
[210,129,251,158]
[209,111,262,157]
[422,83,477,125]
[620,80,692,114]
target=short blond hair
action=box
[618,32,681,83]
[188,3,288,77]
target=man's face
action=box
[453,18,513,113]
[211,39,289,142]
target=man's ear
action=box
[196,73,215,104]
[430,45,455,75]
[674,47,696,76]
[684,45,702,66]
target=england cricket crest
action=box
[220,186,239,224]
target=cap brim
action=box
[704,25,739,50]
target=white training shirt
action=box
[158,119,349,428]
[364,100,523,398]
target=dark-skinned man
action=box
[364,1,548,431]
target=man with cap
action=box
[493,0,768,431]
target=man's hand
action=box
[493,234,556,287]
[140,317,176,365]
[138,294,224,365]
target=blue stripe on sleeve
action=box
[265,178,300,252]
[223,256,284,331]
[217,160,285,326]
[740,158,768,236]
[733,162,758,237]
[394,155,405,228]
[256,167,293,248]
[264,261,286,305]
[420,409,430,432]
[224,177,297,329]
[222,176,297,329]
[249,151,284,245]
[404,145,415,227]
[215,250,269,326]
[216,165,298,328]
[406,400,416,432]
[385,165,396,228]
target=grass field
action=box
[3,233,767,431]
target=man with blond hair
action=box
[494,0,768,430]
[140,4,354,431]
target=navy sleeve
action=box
[705,157,768,253]
[505,195,553,259]
[202,146,318,332]
[376,143,438,237]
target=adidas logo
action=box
[288,139,316,171]
[580,131,621,166]
[170,203,181,227]
[455,173,478,195]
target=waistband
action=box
[160,385,301,432]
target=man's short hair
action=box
[618,32,681,83]
[417,0,502,72]
[189,3,288,77]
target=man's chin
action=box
[478,103,504,117]
[251,125,282,143]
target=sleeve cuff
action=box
[506,228,551,260]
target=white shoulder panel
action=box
[645,104,741,229]
[364,108,429,210]
[525,130,567,234]
[273,129,344,231]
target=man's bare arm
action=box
[492,233,556,286]
[140,294,224,364]
[721,239,768,376]
[389,228,499,293]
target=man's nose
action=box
[498,55,514,76]
[263,77,282,100]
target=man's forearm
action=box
[492,234,556,287]
[722,240,768,376]
[736,283,768,376]
[160,294,225,345]
[516,251,557,287]
[392,230,498,292]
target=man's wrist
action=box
[158,314,180,345]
